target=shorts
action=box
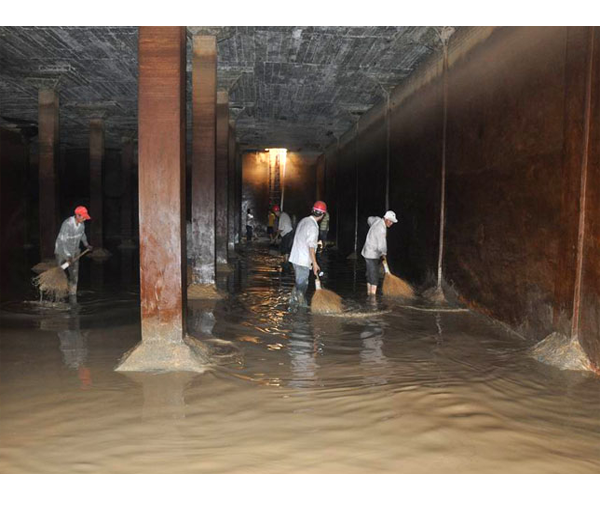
[365,258,380,286]
[267,227,273,236]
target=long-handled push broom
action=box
[311,275,343,315]
[33,248,91,301]
[382,257,414,299]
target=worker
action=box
[55,205,93,298]
[267,207,276,243]
[288,201,327,307]
[272,205,294,263]
[245,208,254,242]
[361,210,398,296]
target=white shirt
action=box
[277,212,293,236]
[289,216,319,268]
[361,216,387,259]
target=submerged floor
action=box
[1,243,599,473]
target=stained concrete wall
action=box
[324,26,600,367]
[242,150,317,235]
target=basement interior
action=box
[1,26,599,474]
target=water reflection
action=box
[287,313,319,388]
[124,372,197,421]
[359,321,389,386]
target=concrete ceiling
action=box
[0,26,449,151]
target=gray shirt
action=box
[55,216,89,259]
[289,216,319,268]
[361,216,387,259]
[277,212,293,236]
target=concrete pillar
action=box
[227,122,236,251]
[37,89,59,262]
[119,136,135,248]
[215,90,230,267]
[116,26,205,374]
[235,144,243,244]
[190,36,217,284]
[89,119,105,251]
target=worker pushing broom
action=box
[287,200,342,314]
[362,210,414,299]
[33,205,94,302]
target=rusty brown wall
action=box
[443,27,569,337]
[241,151,317,234]
[323,26,600,365]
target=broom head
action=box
[33,266,69,300]
[383,272,414,299]
[311,279,343,314]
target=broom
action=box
[382,257,414,299]
[311,276,343,314]
[33,248,91,301]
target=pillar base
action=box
[115,335,209,373]
[531,333,594,372]
[31,259,55,273]
[89,247,112,260]
[422,285,448,305]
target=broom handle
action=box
[382,257,391,274]
[315,277,322,290]
[62,248,91,269]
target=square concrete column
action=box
[234,144,243,244]
[215,90,230,267]
[190,36,217,284]
[227,122,236,251]
[116,26,205,373]
[119,136,135,248]
[38,89,59,261]
[89,118,105,251]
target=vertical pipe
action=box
[571,27,595,341]
[385,92,391,211]
[436,40,449,291]
[353,121,359,256]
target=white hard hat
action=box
[384,210,398,223]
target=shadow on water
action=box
[1,242,599,473]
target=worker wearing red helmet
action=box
[288,201,327,307]
[54,206,93,298]
[272,204,294,263]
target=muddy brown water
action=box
[1,244,599,473]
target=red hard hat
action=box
[273,205,280,212]
[313,201,327,213]
[74,206,91,220]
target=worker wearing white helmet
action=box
[361,210,398,296]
